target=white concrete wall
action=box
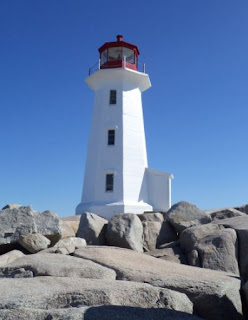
[145,168,173,212]
[81,85,123,205]
[76,67,173,219]
[76,68,153,218]
[122,88,149,203]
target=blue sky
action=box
[0,0,247,217]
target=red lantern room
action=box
[98,35,140,71]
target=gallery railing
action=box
[88,57,146,76]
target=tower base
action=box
[75,201,153,220]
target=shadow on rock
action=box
[84,305,203,320]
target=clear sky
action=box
[0,0,247,217]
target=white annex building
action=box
[76,35,173,220]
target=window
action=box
[100,49,108,65]
[108,47,122,61]
[123,47,135,63]
[109,90,117,104]
[106,174,114,192]
[108,129,115,145]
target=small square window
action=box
[109,90,117,104]
[106,174,114,191]
[108,129,115,145]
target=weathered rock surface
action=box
[18,233,50,253]
[77,212,108,245]
[0,206,61,249]
[33,210,61,245]
[0,203,247,319]
[60,220,76,239]
[56,247,69,255]
[0,276,193,314]
[0,253,116,279]
[180,224,239,274]
[38,237,87,255]
[139,212,177,250]
[106,214,143,252]
[196,228,239,273]
[146,241,187,264]
[214,216,248,280]
[74,246,242,320]
[187,249,200,267]
[1,203,21,210]
[61,215,81,234]
[235,204,248,215]
[0,307,204,320]
[180,223,222,253]
[0,206,36,246]
[206,208,245,221]
[165,201,211,234]
[55,237,86,254]
[0,250,25,267]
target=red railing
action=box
[88,58,146,76]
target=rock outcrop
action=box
[74,246,242,320]
[235,204,248,215]
[61,215,81,234]
[77,212,108,245]
[0,206,37,247]
[33,210,61,245]
[145,241,187,264]
[206,208,245,221]
[60,220,76,239]
[180,224,239,274]
[18,233,51,253]
[0,206,61,253]
[214,215,248,280]
[106,213,143,252]
[165,201,212,233]
[0,276,194,314]
[0,253,116,279]
[0,250,25,267]
[54,237,86,254]
[1,202,248,320]
[1,203,21,210]
[138,212,177,250]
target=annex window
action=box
[108,129,115,145]
[109,90,117,104]
[106,174,114,192]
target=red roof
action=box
[98,35,140,56]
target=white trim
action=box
[146,167,174,179]
[86,68,151,92]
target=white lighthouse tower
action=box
[76,35,173,220]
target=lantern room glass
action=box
[108,47,122,61]
[101,47,135,65]
[100,49,108,65]
[123,47,134,63]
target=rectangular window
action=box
[106,174,114,192]
[109,90,117,104]
[108,129,115,145]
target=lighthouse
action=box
[76,35,173,220]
